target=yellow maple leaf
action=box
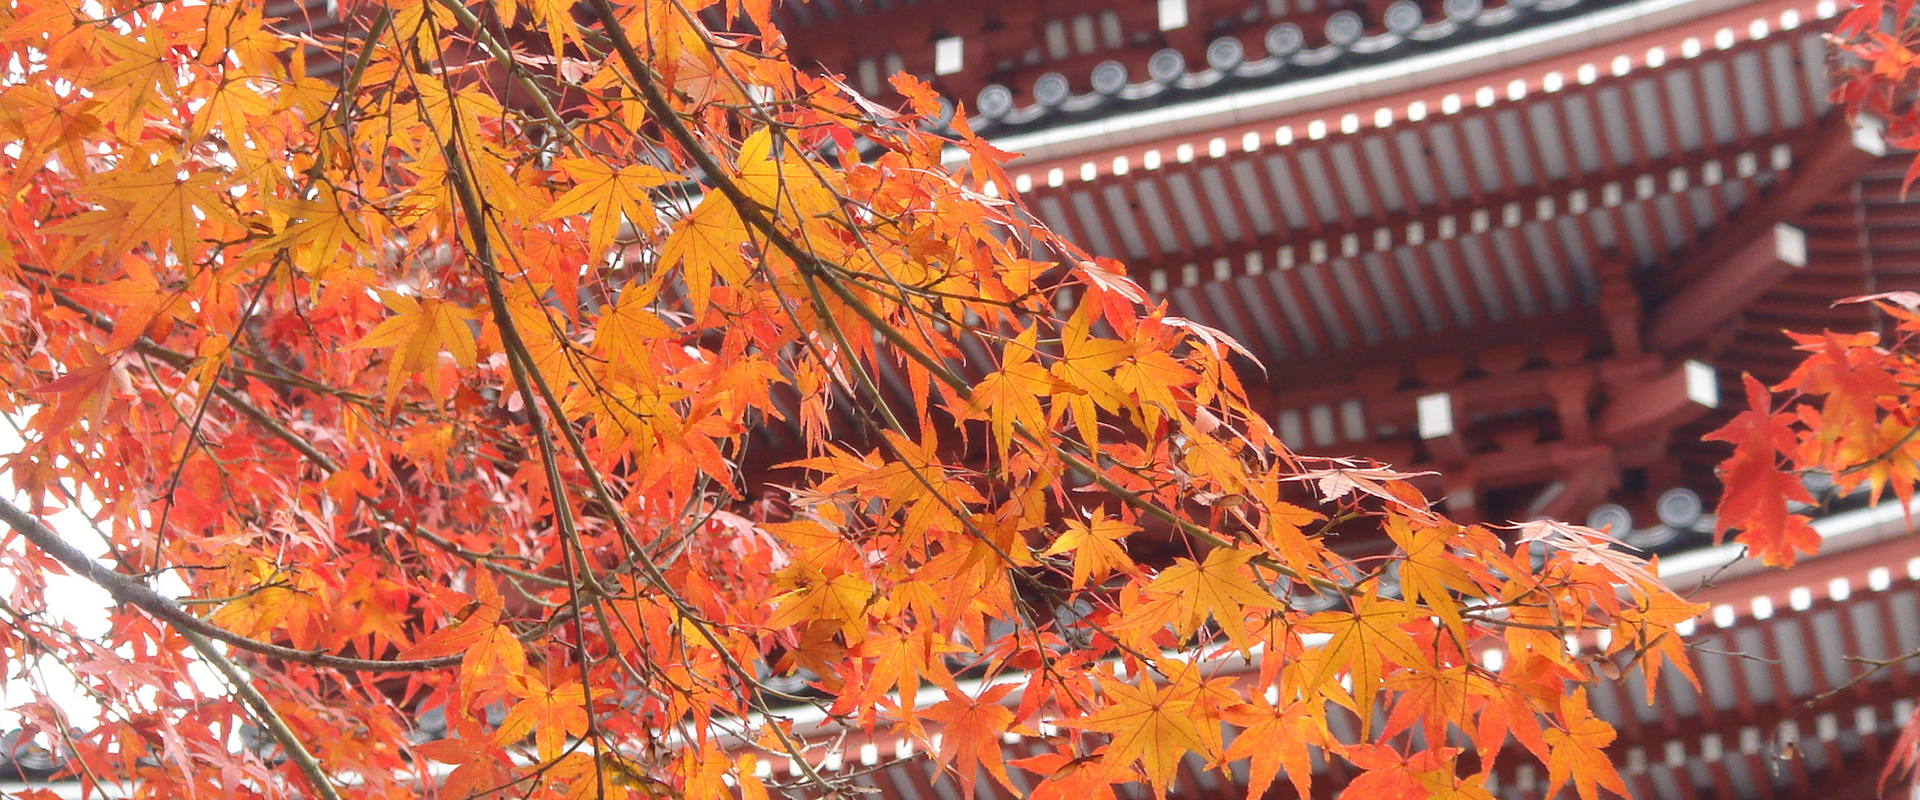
[595,277,674,371]
[259,188,370,283]
[967,326,1054,458]
[543,158,682,257]
[1051,301,1135,454]
[86,161,235,260]
[734,127,836,222]
[658,194,751,314]
[1113,349,1193,430]
[1382,514,1478,643]
[767,563,874,641]
[1042,510,1139,590]
[1137,547,1282,653]
[1303,591,1428,733]
[1072,674,1211,794]
[351,291,479,401]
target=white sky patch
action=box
[1,418,113,731]
[0,416,225,736]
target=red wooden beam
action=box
[1595,358,1720,442]
[1643,114,1884,351]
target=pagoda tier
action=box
[774,0,1768,145]
[755,0,1899,529]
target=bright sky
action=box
[0,419,115,732]
[0,419,225,740]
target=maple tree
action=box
[0,0,1706,798]
[1682,4,1920,791]
[1703,0,1920,570]
[1705,291,1920,791]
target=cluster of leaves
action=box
[1702,315,1906,568]
[0,0,1704,798]
[1703,291,1920,785]
[1831,0,1920,191]
[1705,3,1920,558]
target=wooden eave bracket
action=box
[1643,113,1884,353]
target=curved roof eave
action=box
[955,0,1825,168]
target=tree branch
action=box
[0,496,462,672]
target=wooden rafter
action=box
[1644,114,1884,351]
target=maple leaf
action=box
[350,291,479,402]
[1511,518,1657,587]
[1703,374,1820,567]
[1010,752,1117,800]
[1473,673,1553,768]
[1069,674,1212,795]
[1542,690,1630,800]
[734,127,838,221]
[1042,510,1140,590]
[1609,586,1707,703]
[766,563,874,640]
[1289,461,1439,517]
[67,264,189,352]
[496,674,590,761]
[1221,695,1323,800]
[1337,744,1453,800]
[549,751,651,799]
[1383,515,1477,642]
[1382,664,1478,747]
[921,684,1017,799]
[1775,330,1902,447]
[1884,702,1920,795]
[967,326,1055,458]
[415,737,512,799]
[25,346,123,441]
[659,193,752,314]
[401,576,527,691]
[1072,257,1147,304]
[1050,301,1135,453]
[1136,547,1282,653]
[1112,349,1193,430]
[544,158,683,257]
[595,277,675,370]
[852,626,961,720]
[1418,772,1499,800]
[677,743,738,800]
[258,187,370,281]
[83,160,235,259]
[1303,592,1427,732]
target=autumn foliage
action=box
[0,0,1706,798]
[1832,0,1920,192]
[1704,0,1920,569]
[1677,1,1920,786]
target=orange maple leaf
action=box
[1221,695,1324,800]
[1543,690,1630,800]
[921,684,1018,799]
[1069,673,1212,794]
[496,675,589,761]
